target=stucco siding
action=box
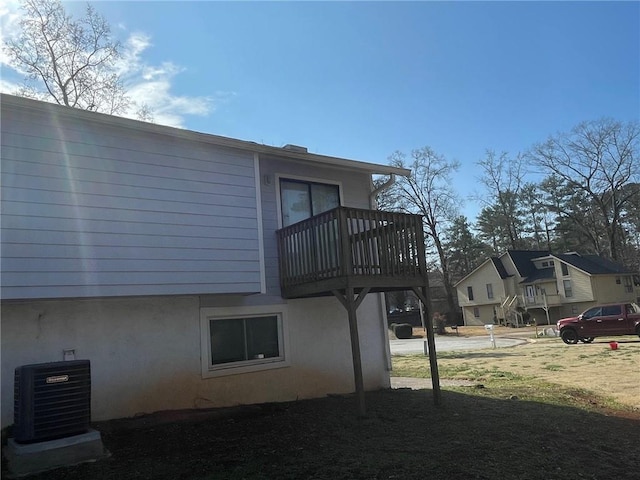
[1,97,263,299]
[1,294,389,428]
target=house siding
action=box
[0,95,394,429]
[591,275,636,304]
[1,97,263,299]
[560,267,593,303]
[1,294,390,427]
[456,261,503,325]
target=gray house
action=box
[1,94,435,426]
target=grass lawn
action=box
[5,337,640,480]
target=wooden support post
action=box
[333,287,370,417]
[412,286,442,406]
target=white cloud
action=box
[0,1,24,68]
[0,6,220,129]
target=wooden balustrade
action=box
[276,207,429,298]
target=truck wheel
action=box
[561,329,579,345]
[580,337,594,343]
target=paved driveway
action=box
[390,334,527,354]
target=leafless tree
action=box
[529,119,640,262]
[388,147,460,319]
[476,150,528,250]
[4,0,129,115]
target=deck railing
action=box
[276,207,427,296]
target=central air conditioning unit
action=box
[14,360,91,444]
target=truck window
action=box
[602,305,622,316]
[583,307,601,319]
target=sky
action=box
[1,1,639,221]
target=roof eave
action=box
[1,93,410,177]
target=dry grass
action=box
[393,335,640,410]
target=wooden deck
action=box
[276,207,429,299]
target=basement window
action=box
[200,305,290,378]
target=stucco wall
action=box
[1,294,390,428]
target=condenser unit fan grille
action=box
[14,360,91,443]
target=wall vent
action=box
[14,360,91,444]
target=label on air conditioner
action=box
[46,375,69,384]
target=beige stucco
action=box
[1,294,390,428]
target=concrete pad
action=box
[4,429,109,478]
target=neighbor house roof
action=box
[554,253,633,275]
[1,93,410,177]
[520,267,555,284]
[491,257,510,279]
[506,250,551,278]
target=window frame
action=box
[467,286,474,301]
[486,283,494,300]
[200,304,290,378]
[563,279,573,298]
[561,263,569,276]
[473,307,480,318]
[275,174,343,229]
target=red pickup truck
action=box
[557,302,640,345]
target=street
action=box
[390,333,528,354]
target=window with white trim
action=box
[200,305,289,377]
[624,276,633,293]
[486,283,494,299]
[563,279,573,298]
[473,307,480,318]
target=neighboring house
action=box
[455,250,638,326]
[1,94,435,427]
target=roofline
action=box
[1,93,410,177]
[453,258,493,287]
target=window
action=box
[602,305,622,316]
[473,307,480,318]
[467,286,474,301]
[624,276,633,293]
[279,178,340,227]
[200,305,289,378]
[561,263,569,276]
[486,283,494,299]
[616,276,621,285]
[563,279,573,298]
[582,307,602,319]
[541,261,549,267]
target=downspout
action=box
[369,174,397,373]
[369,174,396,209]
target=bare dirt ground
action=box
[11,388,640,480]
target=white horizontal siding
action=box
[1,98,263,299]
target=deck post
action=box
[412,285,442,406]
[332,287,370,417]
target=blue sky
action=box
[2,1,639,221]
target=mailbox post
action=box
[485,324,496,349]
